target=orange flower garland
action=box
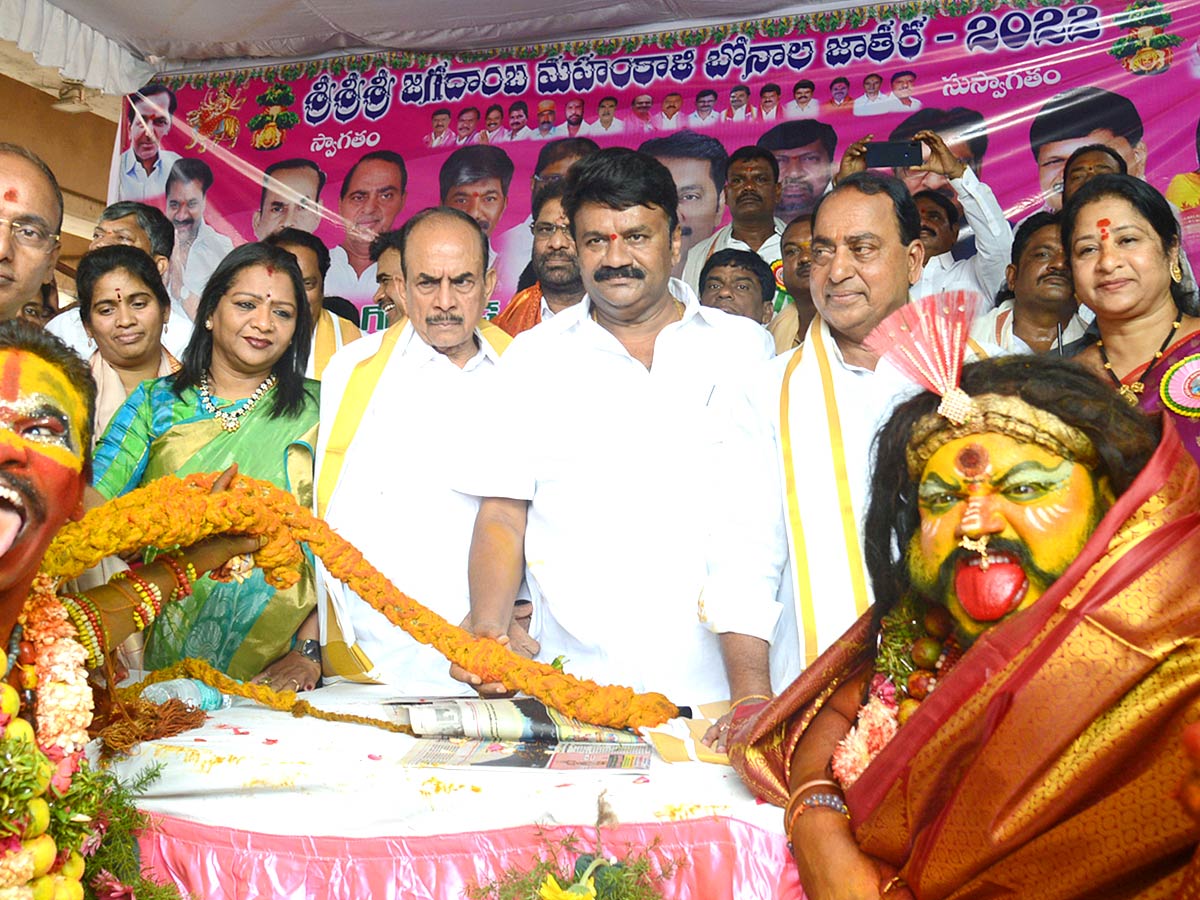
[42,474,679,731]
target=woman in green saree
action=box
[92,242,321,689]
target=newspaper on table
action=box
[398,697,642,745]
[395,697,651,770]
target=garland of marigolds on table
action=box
[2,474,680,897]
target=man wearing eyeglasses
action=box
[493,137,599,313]
[493,181,584,337]
[0,144,62,322]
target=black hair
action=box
[562,147,679,235]
[598,96,618,107]
[1062,143,1128,194]
[699,248,776,305]
[889,107,988,167]
[1029,87,1144,163]
[863,356,1160,628]
[531,180,569,221]
[509,100,528,115]
[340,150,408,199]
[1061,173,1197,314]
[831,77,850,89]
[731,84,751,96]
[814,171,920,245]
[431,107,451,119]
[914,188,959,229]
[369,229,404,264]
[264,228,331,279]
[0,319,96,469]
[1010,211,1061,266]
[638,130,729,194]
[757,120,838,162]
[399,207,490,274]
[485,103,503,118]
[98,201,174,258]
[761,83,781,97]
[864,72,883,84]
[75,245,171,324]
[458,106,480,120]
[259,158,326,214]
[535,138,600,176]
[727,145,780,182]
[174,243,313,418]
[697,89,718,102]
[0,143,64,233]
[166,157,214,195]
[125,83,177,122]
[439,145,515,200]
[794,79,815,92]
[891,70,917,84]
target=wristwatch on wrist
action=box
[296,639,321,665]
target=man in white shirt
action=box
[113,84,181,203]
[422,108,453,148]
[970,212,1089,354]
[886,70,922,113]
[683,146,785,298]
[686,89,721,128]
[324,150,408,328]
[315,208,511,690]
[0,145,62,323]
[724,84,756,122]
[554,98,589,138]
[784,80,820,118]
[532,100,559,140]
[50,200,193,358]
[165,158,233,319]
[853,72,892,116]
[491,101,535,143]
[458,148,775,707]
[758,84,782,122]
[585,96,625,135]
[653,93,683,130]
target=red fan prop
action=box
[864,291,982,424]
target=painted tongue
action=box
[954,558,1027,622]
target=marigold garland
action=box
[43,474,679,731]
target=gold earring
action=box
[1171,260,1183,284]
[205,319,213,330]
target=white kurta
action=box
[315,323,502,694]
[460,280,774,706]
[681,220,786,298]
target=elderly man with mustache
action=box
[682,146,788,309]
[455,148,777,714]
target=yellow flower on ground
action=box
[538,873,597,899]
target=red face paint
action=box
[956,443,989,479]
[3,189,16,202]
[1097,217,1110,241]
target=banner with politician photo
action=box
[107,0,1200,332]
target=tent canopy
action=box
[8,0,855,94]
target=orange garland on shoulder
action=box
[41,474,678,731]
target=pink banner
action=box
[138,813,805,899]
[109,0,1200,331]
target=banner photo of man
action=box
[109,0,1200,332]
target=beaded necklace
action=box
[1097,308,1182,405]
[199,372,277,432]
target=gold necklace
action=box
[1096,309,1182,405]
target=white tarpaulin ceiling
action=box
[6,0,870,94]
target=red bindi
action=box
[265,265,275,276]
[1097,217,1111,240]
[956,443,989,478]
[609,233,618,241]
[114,288,122,301]
[3,189,16,202]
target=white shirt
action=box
[758,105,781,122]
[653,112,682,130]
[724,105,757,122]
[582,117,625,136]
[784,99,820,119]
[910,168,1013,308]
[686,110,720,128]
[460,280,774,705]
[853,93,894,116]
[969,299,1090,354]
[682,219,786,298]
[47,301,193,362]
[885,96,923,113]
[115,147,181,202]
[324,245,378,316]
[179,220,235,300]
[317,323,503,694]
[422,131,452,148]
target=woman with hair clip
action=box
[74,245,180,442]
[1063,173,1200,462]
[92,242,322,691]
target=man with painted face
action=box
[732,353,1200,899]
[457,147,775,709]
[114,83,181,202]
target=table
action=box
[111,684,805,899]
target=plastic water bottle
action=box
[141,678,231,711]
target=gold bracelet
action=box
[730,693,772,711]
[882,875,908,896]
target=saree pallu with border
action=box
[93,379,319,681]
[731,417,1200,899]
[1136,329,1200,470]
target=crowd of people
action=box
[2,110,1199,897]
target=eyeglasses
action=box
[530,222,573,239]
[0,218,59,252]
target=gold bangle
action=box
[792,778,841,797]
[730,693,771,710]
[882,875,908,896]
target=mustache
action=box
[930,536,1058,601]
[0,471,45,525]
[593,265,645,281]
[425,314,465,325]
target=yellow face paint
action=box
[0,351,87,473]
[906,431,1101,638]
